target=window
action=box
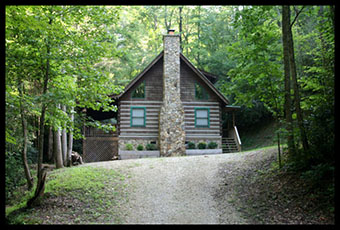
[132,81,145,98]
[130,107,146,127]
[195,108,210,128]
[195,82,209,100]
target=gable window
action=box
[195,82,209,100]
[195,108,210,128]
[130,107,146,127]
[132,81,145,98]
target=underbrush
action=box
[233,148,334,224]
[6,166,130,224]
[239,118,277,151]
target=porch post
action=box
[232,111,235,127]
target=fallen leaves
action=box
[215,149,334,224]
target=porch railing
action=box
[228,126,242,152]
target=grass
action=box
[6,166,131,224]
[239,118,277,151]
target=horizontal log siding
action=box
[183,101,221,137]
[180,59,219,102]
[119,101,221,138]
[119,101,161,136]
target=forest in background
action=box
[6,5,334,213]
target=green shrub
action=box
[5,152,27,202]
[125,143,133,151]
[187,142,196,149]
[208,142,218,149]
[27,145,38,164]
[197,142,207,149]
[136,144,144,151]
[146,143,157,150]
[300,163,335,187]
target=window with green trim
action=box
[195,108,210,128]
[132,81,145,98]
[195,82,209,100]
[130,107,146,127]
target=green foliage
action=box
[5,152,27,202]
[195,83,209,100]
[125,143,133,151]
[5,6,335,220]
[207,142,218,149]
[136,144,144,151]
[187,142,196,149]
[6,130,17,145]
[197,142,207,149]
[132,81,145,98]
[225,6,284,117]
[5,5,123,146]
[145,143,157,151]
[300,163,334,187]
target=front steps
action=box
[222,138,239,153]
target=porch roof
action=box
[224,105,241,112]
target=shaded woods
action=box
[6,5,334,221]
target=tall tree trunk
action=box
[61,105,67,166]
[18,81,34,190]
[329,5,335,33]
[47,126,53,163]
[164,6,170,31]
[67,107,74,167]
[164,6,175,31]
[282,5,295,156]
[276,121,282,169]
[54,105,64,169]
[35,16,53,200]
[179,6,183,52]
[196,5,201,67]
[287,6,309,153]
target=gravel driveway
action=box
[85,147,276,224]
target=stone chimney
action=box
[159,29,186,157]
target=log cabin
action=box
[83,30,241,162]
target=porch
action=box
[223,105,242,153]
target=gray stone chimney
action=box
[159,29,186,157]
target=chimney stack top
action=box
[167,29,175,35]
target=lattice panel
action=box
[83,137,118,163]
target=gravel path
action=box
[85,147,276,224]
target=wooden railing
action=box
[85,125,118,137]
[228,126,242,152]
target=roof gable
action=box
[115,51,229,105]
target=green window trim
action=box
[195,82,209,100]
[195,107,210,128]
[131,81,145,99]
[130,106,146,127]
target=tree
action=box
[282,5,296,156]
[18,81,34,190]
[288,6,309,153]
[54,106,64,169]
[178,6,183,51]
[61,105,68,166]
[6,5,122,206]
[224,6,286,165]
[67,107,74,167]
